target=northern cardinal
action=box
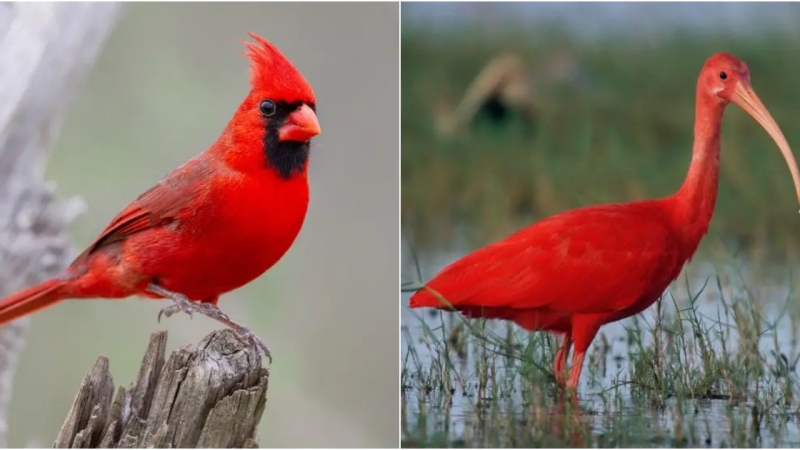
[0,33,320,360]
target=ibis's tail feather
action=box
[408,290,433,309]
[410,288,571,333]
[0,279,67,326]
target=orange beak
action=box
[278,104,320,142]
[731,80,800,210]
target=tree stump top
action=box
[56,330,269,448]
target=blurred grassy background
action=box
[8,3,397,447]
[401,3,800,262]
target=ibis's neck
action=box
[673,92,726,242]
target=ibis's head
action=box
[699,52,750,102]
[700,52,800,210]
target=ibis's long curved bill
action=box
[731,81,800,210]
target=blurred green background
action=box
[401,4,800,447]
[9,3,398,447]
[401,3,800,262]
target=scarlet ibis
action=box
[409,53,800,391]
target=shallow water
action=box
[401,250,800,447]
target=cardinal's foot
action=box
[237,329,272,362]
[193,301,231,320]
[185,301,272,362]
[157,303,190,322]
[147,283,195,322]
[145,284,272,363]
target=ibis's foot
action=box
[148,283,194,322]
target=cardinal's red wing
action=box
[74,157,214,261]
[411,202,681,316]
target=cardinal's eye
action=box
[719,71,728,80]
[259,100,276,117]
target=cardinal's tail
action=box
[0,279,68,326]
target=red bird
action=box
[0,33,321,360]
[410,53,800,390]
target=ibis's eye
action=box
[719,71,728,80]
[259,100,276,117]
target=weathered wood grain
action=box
[56,330,269,448]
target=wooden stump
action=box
[56,330,269,448]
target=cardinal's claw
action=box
[148,283,195,322]
[193,303,271,362]
[157,304,187,323]
[246,333,272,363]
[228,325,272,363]
[195,302,231,321]
[170,296,194,319]
[157,305,174,323]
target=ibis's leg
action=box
[567,351,586,392]
[554,331,572,386]
[567,317,602,394]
